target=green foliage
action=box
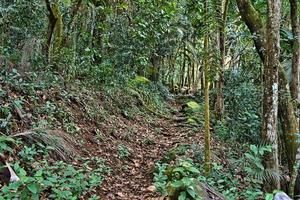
[1,0,293,199]
[0,145,110,199]
[0,135,16,153]
[154,142,271,200]
[204,161,263,199]
[216,70,261,143]
[187,101,200,110]
[118,144,130,159]
[264,190,284,200]
[132,76,151,85]
[153,163,168,195]
[183,101,204,126]
[154,160,204,200]
[243,144,278,183]
[163,144,190,163]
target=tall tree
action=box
[289,0,300,106]
[236,0,300,194]
[44,0,63,63]
[262,0,281,191]
[215,0,230,120]
[236,0,299,172]
[204,0,211,176]
[288,0,300,196]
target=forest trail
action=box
[81,100,205,200]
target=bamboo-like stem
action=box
[204,0,211,176]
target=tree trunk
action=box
[236,0,300,194]
[236,0,266,62]
[288,0,300,196]
[278,67,299,170]
[261,0,281,191]
[289,0,300,106]
[44,1,63,65]
[215,0,230,120]
[204,0,211,176]
[44,0,57,60]
[149,55,160,82]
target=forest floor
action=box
[2,76,225,199]
[75,99,220,200]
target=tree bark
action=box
[278,67,299,170]
[236,0,300,194]
[288,0,300,196]
[44,0,57,59]
[261,0,281,191]
[204,0,211,176]
[289,0,300,105]
[215,0,230,120]
[149,54,160,82]
[236,0,266,62]
[44,0,63,64]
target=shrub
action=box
[217,70,261,143]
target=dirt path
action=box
[81,103,205,199]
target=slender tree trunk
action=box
[288,0,300,196]
[289,0,300,106]
[192,61,195,91]
[261,0,281,191]
[92,12,106,64]
[149,55,160,82]
[204,0,211,176]
[278,67,299,170]
[44,0,57,60]
[215,0,229,120]
[181,48,186,89]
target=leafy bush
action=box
[0,147,110,199]
[154,143,270,200]
[183,101,204,126]
[154,160,205,200]
[243,144,279,183]
[217,70,261,143]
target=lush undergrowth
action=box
[149,70,278,200]
[152,143,275,200]
[0,66,278,199]
[0,67,172,199]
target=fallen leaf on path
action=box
[147,185,156,192]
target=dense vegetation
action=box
[0,0,299,199]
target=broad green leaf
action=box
[178,191,187,200]
[187,186,197,198]
[133,76,150,84]
[250,145,258,155]
[27,183,39,194]
[186,101,200,110]
[187,118,197,124]
[265,193,273,200]
[182,177,192,186]
[188,166,200,174]
[171,180,183,188]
